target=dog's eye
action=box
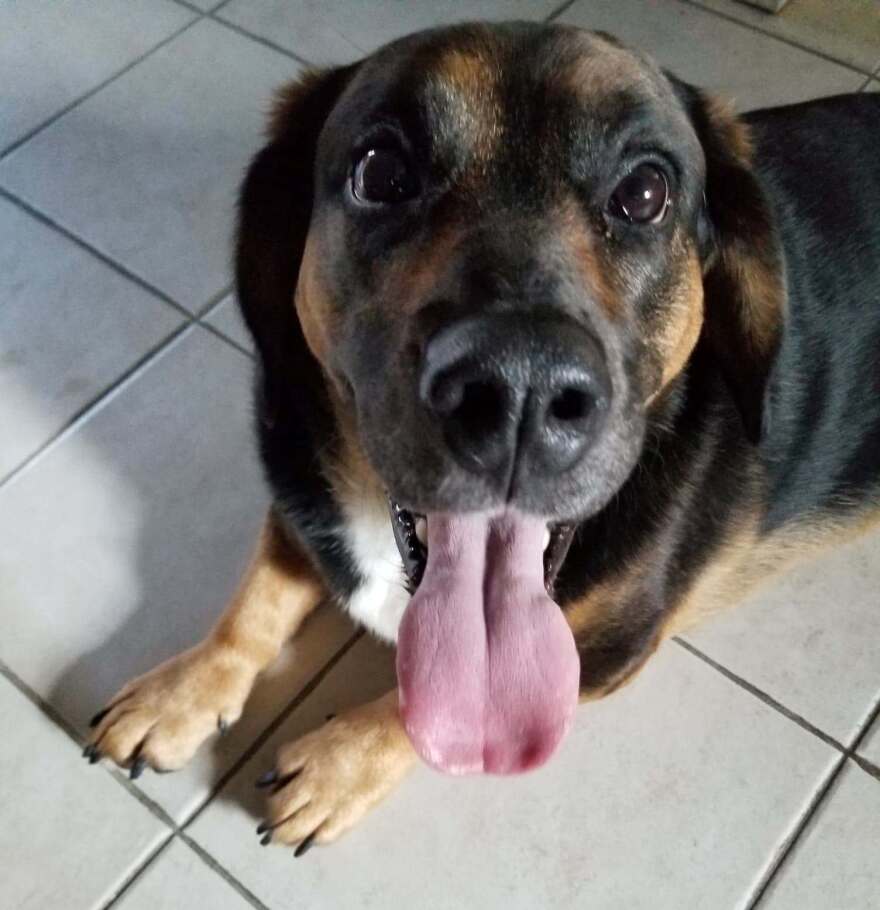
[351,148,418,205]
[608,164,669,224]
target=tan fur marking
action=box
[704,95,754,166]
[558,198,620,319]
[381,225,466,317]
[295,232,336,366]
[654,251,705,394]
[564,32,664,102]
[429,46,502,170]
[88,512,325,771]
[267,689,416,847]
[213,512,326,666]
[667,507,880,636]
[721,239,787,356]
[702,95,784,361]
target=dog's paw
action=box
[254,694,415,855]
[84,643,256,776]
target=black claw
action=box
[217,717,229,735]
[295,832,317,858]
[129,757,147,780]
[88,749,102,765]
[255,770,278,789]
[260,833,272,847]
[82,744,94,759]
[256,821,270,835]
[89,708,111,728]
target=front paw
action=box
[254,694,415,855]
[84,642,256,776]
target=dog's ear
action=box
[236,66,357,403]
[671,77,786,443]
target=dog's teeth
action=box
[415,516,427,547]
[543,528,551,551]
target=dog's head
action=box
[237,23,784,773]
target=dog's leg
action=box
[85,510,325,775]
[256,689,416,854]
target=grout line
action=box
[744,752,848,910]
[197,319,255,359]
[673,638,848,754]
[678,0,875,77]
[106,767,182,831]
[846,686,880,755]
[857,74,874,91]
[0,659,89,746]
[0,630,360,908]
[181,630,363,830]
[0,656,181,829]
[196,282,236,318]
[0,321,195,493]
[851,753,880,782]
[170,0,206,13]
[99,834,178,910]
[0,14,204,163]
[209,13,313,67]
[179,833,273,910]
[0,187,193,319]
[545,0,579,22]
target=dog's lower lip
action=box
[389,500,427,591]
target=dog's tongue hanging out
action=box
[396,512,580,775]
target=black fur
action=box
[235,24,880,695]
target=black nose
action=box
[419,314,610,478]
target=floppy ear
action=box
[672,78,787,443]
[235,66,358,410]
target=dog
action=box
[84,22,880,855]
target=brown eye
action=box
[608,164,669,224]
[351,148,418,205]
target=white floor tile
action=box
[0,677,168,910]
[685,528,880,745]
[559,0,864,109]
[203,294,254,354]
[188,637,836,910]
[217,0,566,65]
[691,0,880,74]
[113,839,253,910]
[857,712,880,767]
[0,197,183,481]
[0,0,194,152]
[0,326,359,822]
[760,762,880,909]
[0,20,298,312]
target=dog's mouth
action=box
[389,500,575,595]
[388,500,581,776]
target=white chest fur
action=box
[338,495,410,643]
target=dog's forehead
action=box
[339,25,684,149]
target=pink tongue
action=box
[396,512,580,775]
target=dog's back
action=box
[747,94,880,530]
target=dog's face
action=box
[294,25,709,523]
[240,22,784,774]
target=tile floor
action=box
[1,1,879,908]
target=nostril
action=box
[549,387,593,423]
[456,381,507,435]
[427,372,513,475]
